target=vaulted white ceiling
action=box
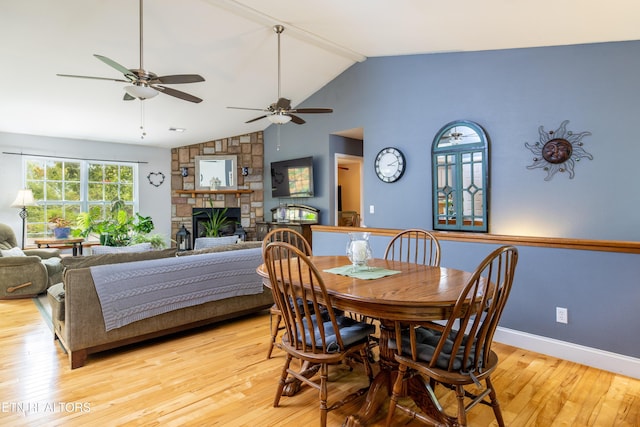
[1,0,639,148]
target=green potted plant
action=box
[129,233,168,250]
[196,200,233,237]
[49,216,74,239]
[75,199,157,246]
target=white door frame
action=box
[334,153,364,225]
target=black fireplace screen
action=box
[191,207,244,246]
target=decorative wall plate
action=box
[525,120,592,181]
[147,171,165,187]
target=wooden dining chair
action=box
[386,245,518,427]
[384,228,441,267]
[264,241,375,427]
[262,228,313,359]
[345,228,441,328]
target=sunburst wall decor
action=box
[525,120,593,181]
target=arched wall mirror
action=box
[195,155,237,190]
[431,120,489,232]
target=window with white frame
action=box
[23,157,137,241]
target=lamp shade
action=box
[267,113,292,125]
[10,189,36,208]
[124,84,159,100]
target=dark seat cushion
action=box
[389,326,478,371]
[295,314,375,353]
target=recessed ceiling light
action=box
[169,127,186,132]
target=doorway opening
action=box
[332,128,364,226]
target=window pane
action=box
[89,164,103,182]
[120,184,134,201]
[64,163,81,181]
[26,160,45,180]
[105,164,119,182]
[66,182,81,201]
[105,183,119,201]
[88,183,104,201]
[29,205,45,223]
[65,204,81,220]
[46,160,63,180]
[46,181,63,201]
[120,166,134,183]
[29,181,44,200]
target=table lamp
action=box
[10,189,36,249]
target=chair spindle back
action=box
[264,242,344,354]
[398,245,518,373]
[384,228,441,266]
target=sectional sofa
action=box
[48,242,273,368]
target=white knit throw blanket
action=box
[90,248,264,331]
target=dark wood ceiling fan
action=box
[227,25,333,124]
[56,0,205,103]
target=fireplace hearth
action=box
[192,207,244,246]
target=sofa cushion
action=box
[42,257,64,286]
[91,243,152,254]
[177,241,262,257]
[62,248,177,270]
[193,236,238,250]
[0,247,26,257]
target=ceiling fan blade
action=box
[290,108,334,114]
[227,106,267,112]
[56,73,129,83]
[288,114,306,125]
[245,115,267,124]
[154,85,202,103]
[154,74,205,84]
[94,54,136,80]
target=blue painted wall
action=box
[264,40,640,241]
[263,41,640,359]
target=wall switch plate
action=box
[369,205,375,214]
[556,307,568,324]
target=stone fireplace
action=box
[171,131,264,245]
[192,207,245,246]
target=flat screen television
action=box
[271,156,314,198]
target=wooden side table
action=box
[34,238,85,256]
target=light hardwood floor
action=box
[1,298,639,426]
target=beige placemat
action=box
[323,264,401,280]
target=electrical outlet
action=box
[556,307,568,324]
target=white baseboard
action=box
[494,327,640,380]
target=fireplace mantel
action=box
[176,189,253,198]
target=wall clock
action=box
[374,147,405,183]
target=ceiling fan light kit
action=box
[124,84,159,100]
[267,113,292,125]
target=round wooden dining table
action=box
[257,255,476,426]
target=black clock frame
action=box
[374,147,406,183]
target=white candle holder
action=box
[346,232,372,271]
